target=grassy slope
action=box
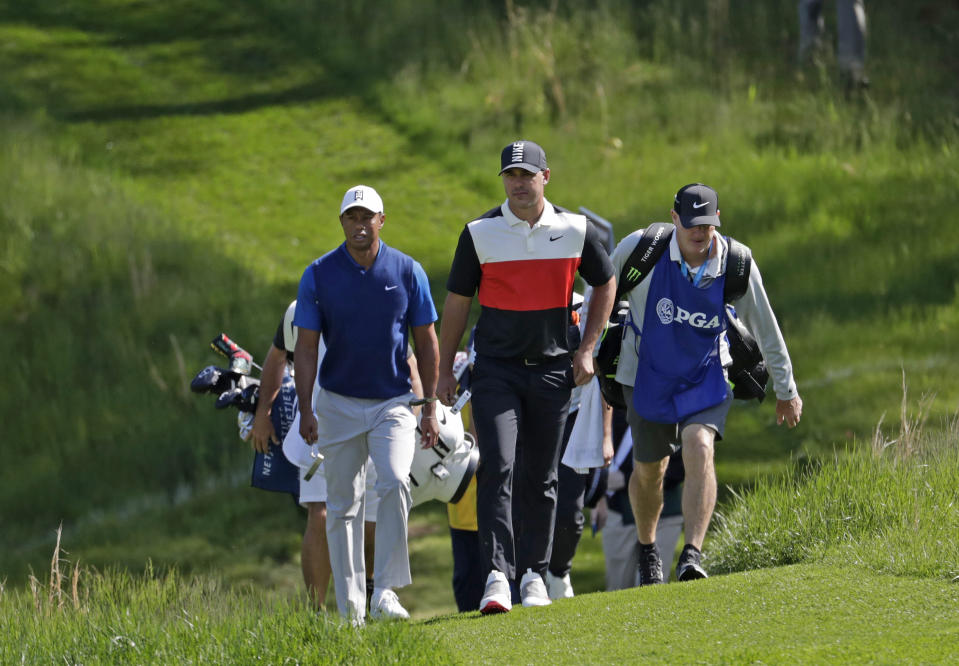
[1,0,958,619]
[435,565,959,664]
[4,564,957,663]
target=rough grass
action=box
[1,539,448,664]
[710,385,959,581]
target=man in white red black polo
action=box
[436,141,615,612]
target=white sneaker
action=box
[520,569,551,607]
[545,570,574,600]
[479,570,512,614]
[369,588,410,621]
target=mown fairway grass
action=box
[2,0,958,656]
[436,565,959,664]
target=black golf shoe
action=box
[676,546,708,581]
[638,543,664,586]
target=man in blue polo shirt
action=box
[294,184,440,624]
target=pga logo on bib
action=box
[656,297,721,329]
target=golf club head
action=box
[235,384,259,412]
[190,365,239,395]
[214,387,243,410]
[211,333,254,376]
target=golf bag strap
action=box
[723,236,752,303]
[615,222,674,301]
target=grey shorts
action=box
[622,385,733,463]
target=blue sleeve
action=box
[408,260,438,328]
[293,265,322,333]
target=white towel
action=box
[561,377,606,473]
[282,411,322,471]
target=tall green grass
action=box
[710,382,959,580]
[0,122,288,548]
[1,530,449,664]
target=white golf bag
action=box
[409,402,478,506]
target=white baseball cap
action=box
[340,185,384,215]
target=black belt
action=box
[522,357,557,366]
[482,353,570,367]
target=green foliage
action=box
[710,394,959,579]
[1,555,452,664]
[0,123,283,537]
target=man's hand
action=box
[299,410,319,444]
[250,343,288,454]
[436,371,459,407]
[602,431,614,467]
[250,413,278,454]
[419,407,441,448]
[572,348,596,386]
[591,496,608,534]
[776,395,803,428]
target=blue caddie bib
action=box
[632,249,728,423]
[251,371,300,500]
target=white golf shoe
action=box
[520,569,551,607]
[370,588,410,621]
[545,570,574,599]
[479,570,512,614]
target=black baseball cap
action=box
[499,140,548,175]
[674,183,721,228]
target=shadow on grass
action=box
[0,0,487,124]
[62,79,331,123]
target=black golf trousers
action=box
[471,353,573,580]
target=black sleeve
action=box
[272,314,295,362]
[446,226,482,297]
[579,220,616,286]
[272,316,286,351]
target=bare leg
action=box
[363,519,376,606]
[628,457,669,544]
[363,521,376,575]
[302,501,331,610]
[679,425,717,549]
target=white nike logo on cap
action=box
[385,285,398,291]
[692,201,711,209]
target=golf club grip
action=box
[211,333,246,359]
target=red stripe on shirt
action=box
[477,257,580,311]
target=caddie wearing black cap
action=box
[610,182,804,586]
[436,140,616,613]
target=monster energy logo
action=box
[626,266,642,282]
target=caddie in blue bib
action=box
[632,248,729,424]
